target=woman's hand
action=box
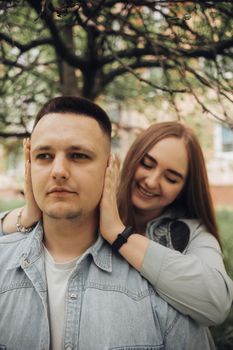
[100,154,125,243]
[21,138,41,227]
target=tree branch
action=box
[0,32,52,52]
[27,0,87,70]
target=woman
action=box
[1,122,232,326]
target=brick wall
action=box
[210,186,233,209]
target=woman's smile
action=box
[136,183,160,198]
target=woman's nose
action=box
[144,170,160,190]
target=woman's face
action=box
[131,137,189,219]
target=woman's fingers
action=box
[22,138,42,225]
[100,153,124,240]
[23,138,33,197]
[108,153,121,188]
[23,138,31,175]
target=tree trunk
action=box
[58,26,79,96]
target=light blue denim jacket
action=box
[0,221,214,350]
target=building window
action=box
[215,124,233,159]
[222,125,233,152]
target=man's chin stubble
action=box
[45,210,83,220]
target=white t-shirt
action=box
[44,246,89,350]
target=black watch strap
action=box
[111,226,134,252]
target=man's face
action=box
[30,113,110,221]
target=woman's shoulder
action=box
[178,218,203,235]
[178,218,221,253]
[147,209,219,252]
[165,205,214,241]
[147,208,204,239]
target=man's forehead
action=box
[31,112,110,152]
[33,112,101,132]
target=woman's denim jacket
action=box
[0,221,213,350]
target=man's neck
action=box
[42,214,99,263]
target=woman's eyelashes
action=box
[166,176,178,184]
[140,157,154,169]
[140,157,179,184]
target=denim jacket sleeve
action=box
[141,218,233,326]
[149,288,216,350]
[163,307,216,350]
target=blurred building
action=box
[208,123,233,208]
[0,104,233,208]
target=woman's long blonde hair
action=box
[117,122,220,244]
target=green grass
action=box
[211,209,233,349]
[0,199,25,212]
[217,209,233,279]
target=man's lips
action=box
[47,187,77,195]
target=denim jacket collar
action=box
[7,221,112,273]
[90,234,112,272]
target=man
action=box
[0,96,213,349]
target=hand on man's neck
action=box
[42,213,99,263]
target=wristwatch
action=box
[111,226,134,252]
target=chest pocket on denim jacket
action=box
[109,345,164,350]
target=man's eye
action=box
[70,153,88,160]
[36,153,51,159]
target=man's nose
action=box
[51,155,69,180]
